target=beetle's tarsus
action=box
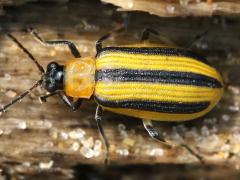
[180,144,205,164]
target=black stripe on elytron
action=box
[94,96,210,114]
[96,69,222,88]
[96,47,210,66]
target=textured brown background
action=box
[0,0,240,179]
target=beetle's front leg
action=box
[58,93,83,111]
[29,27,81,58]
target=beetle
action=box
[1,28,223,164]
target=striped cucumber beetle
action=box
[1,28,223,164]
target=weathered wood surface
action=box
[0,0,239,179]
[101,0,240,17]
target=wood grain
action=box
[0,0,239,179]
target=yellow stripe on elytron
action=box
[96,53,222,82]
[95,82,223,103]
[102,104,216,121]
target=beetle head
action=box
[42,62,64,92]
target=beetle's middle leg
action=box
[95,105,110,165]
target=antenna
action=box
[0,80,42,113]
[0,33,44,113]
[6,33,45,74]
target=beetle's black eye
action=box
[47,62,58,71]
[46,79,57,92]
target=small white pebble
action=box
[70,142,80,151]
[201,125,210,137]
[39,160,54,169]
[222,114,230,122]
[80,147,94,159]
[50,129,58,139]
[229,105,239,112]
[17,121,27,130]
[22,162,31,167]
[116,148,129,156]
[81,137,94,148]
[59,131,69,140]
[148,148,164,156]
[5,90,17,98]
[69,128,86,140]
[227,86,240,95]
[221,144,231,151]
[42,120,52,129]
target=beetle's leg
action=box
[143,119,204,164]
[142,119,171,146]
[141,28,159,42]
[186,30,208,49]
[58,93,83,111]
[39,92,82,111]
[95,26,125,54]
[95,105,110,165]
[29,28,81,58]
[180,144,205,164]
[140,28,176,46]
[39,92,59,103]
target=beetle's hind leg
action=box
[140,28,176,46]
[95,106,110,165]
[142,119,205,164]
[142,119,170,145]
[28,28,81,58]
[95,26,125,53]
[185,30,208,49]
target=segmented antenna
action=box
[6,33,45,74]
[0,80,42,113]
[0,33,44,113]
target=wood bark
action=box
[0,0,239,179]
[101,0,240,17]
